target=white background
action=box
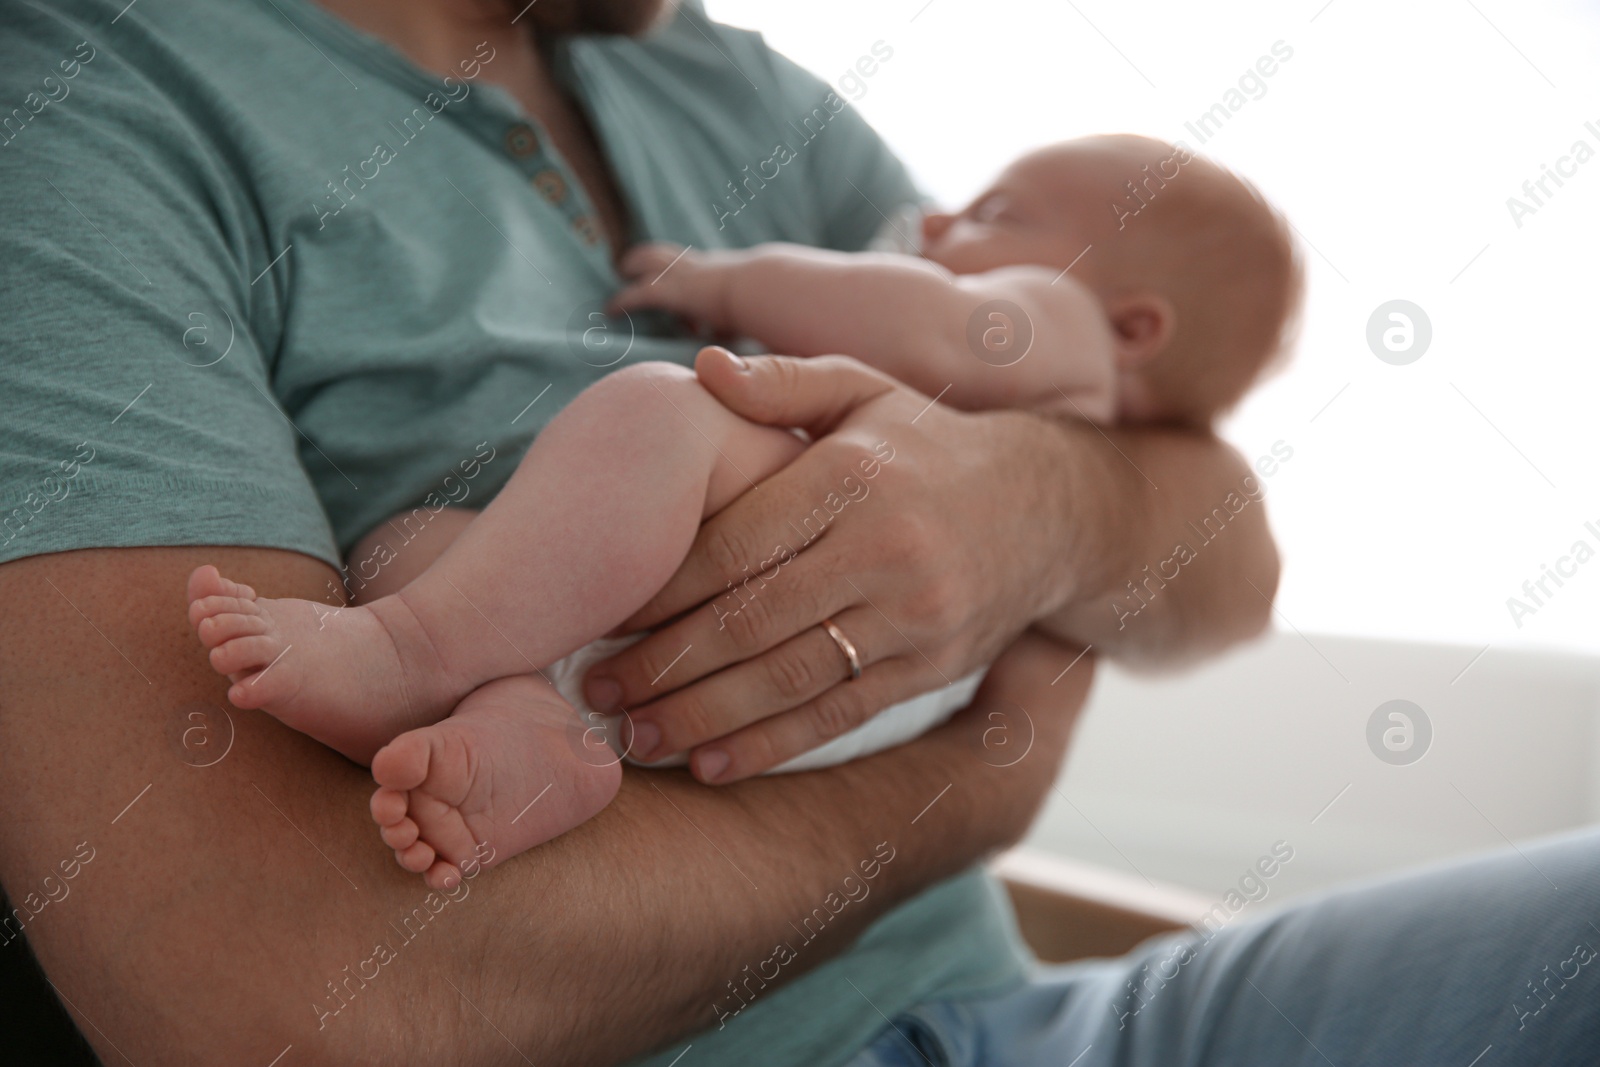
[705,0,1600,657]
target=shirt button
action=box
[572,214,601,245]
[504,123,539,158]
[532,169,567,204]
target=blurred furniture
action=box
[993,848,1206,962]
[1023,633,1600,898]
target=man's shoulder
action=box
[577,4,806,113]
[0,0,283,72]
[576,4,919,252]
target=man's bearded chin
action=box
[517,0,676,34]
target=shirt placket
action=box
[504,120,594,232]
[451,83,615,277]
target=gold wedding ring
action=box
[820,618,862,681]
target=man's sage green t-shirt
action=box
[0,0,1030,1063]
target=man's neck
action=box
[309,0,639,254]
[313,0,539,82]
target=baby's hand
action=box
[610,242,732,327]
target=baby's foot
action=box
[186,565,461,763]
[369,677,621,889]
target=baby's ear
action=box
[1104,293,1176,370]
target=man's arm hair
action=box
[1030,418,1281,665]
[0,545,1085,1066]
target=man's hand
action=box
[586,348,1082,782]
[586,348,1279,783]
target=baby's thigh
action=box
[687,389,807,516]
[583,361,806,516]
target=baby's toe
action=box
[208,634,283,676]
[185,565,226,602]
[197,612,269,646]
[381,818,419,851]
[370,786,409,826]
[424,859,464,891]
[187,594,259,629]
[372,735,431,793]
[186,565,257,604]
[397,840,435,873]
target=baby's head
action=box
[921,135,1302,427]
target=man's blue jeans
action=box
[846,827,1600,1066]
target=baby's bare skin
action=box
[190,359,803,888]
[613,135,1299,430]
[615,243,1119,421]
[187,139,1296,890]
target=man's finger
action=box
[686,656,930,782]
[617,448,840,632]
[694,346,902,436]
[619,613,882,761]
[586,546,864,712]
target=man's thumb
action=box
[692,346,897,435]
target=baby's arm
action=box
[613,242,1116,420]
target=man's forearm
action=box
[1025,416,1280,664]
[502,632,1086,1062]
[0,547,1083,1066]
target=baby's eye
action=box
[970,194,1011,223]
[966,195,1017,227]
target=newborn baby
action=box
[615,134,1302,430]
[188,134,1299,889]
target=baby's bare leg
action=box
[188,359,802,762]
[397,360,804,674]
[347,508,479,604]
[364,361,802,882]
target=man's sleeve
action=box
[0,4,338,569]
[759,45,926,253]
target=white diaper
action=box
[544,635,986,774]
